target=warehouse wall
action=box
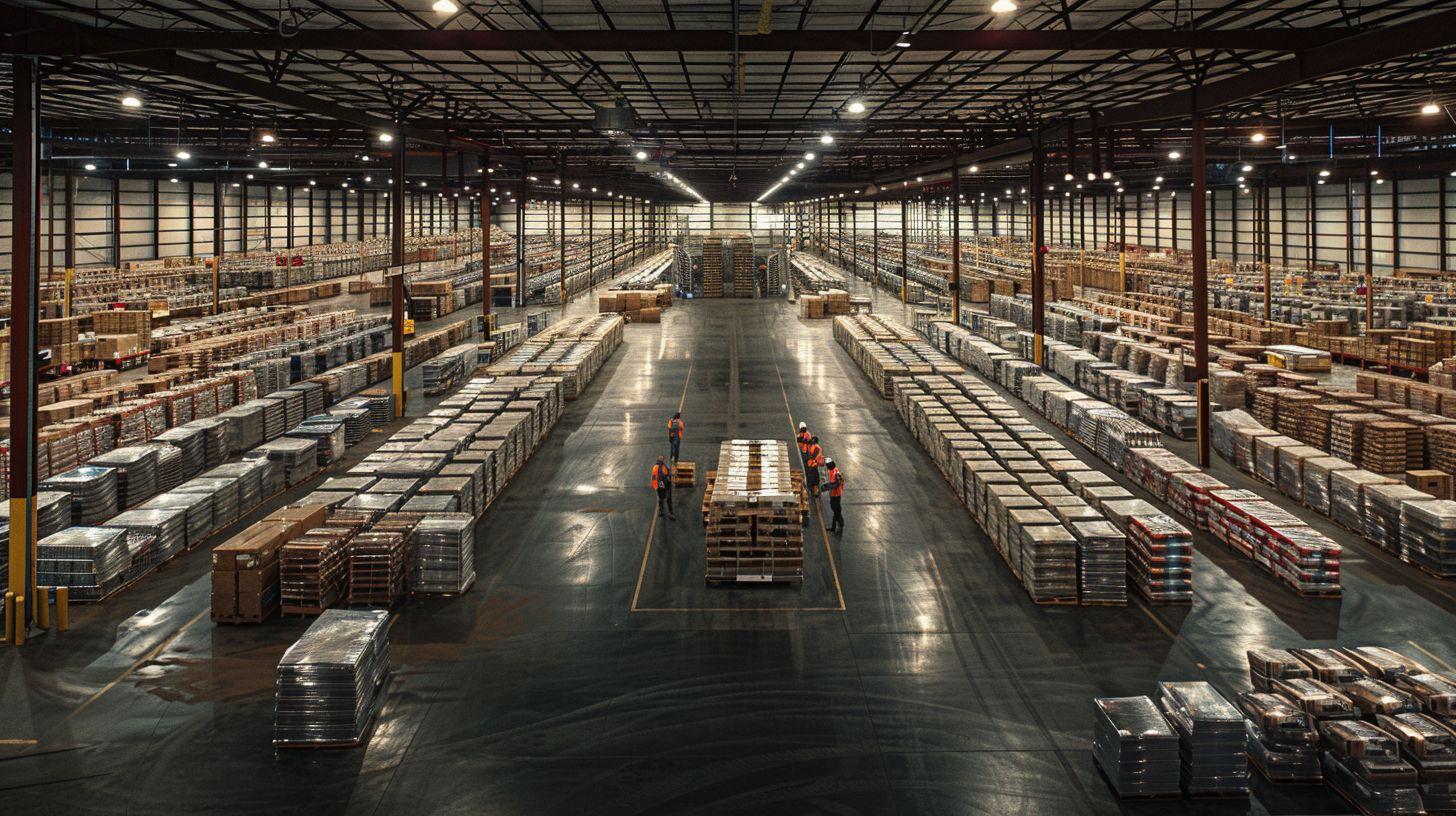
[0,172,503,278]
[783,173,1455,274]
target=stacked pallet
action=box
[703,440,805,584]
[485,315,625,400]
[280,524,352,615]
[731,238,756,298]
[702,238,724,297]
[1362,421,1424,475]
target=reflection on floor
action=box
[2,275,1452,816]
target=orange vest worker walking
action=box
[805,437,824,497]
[668,413,685,463]
[651,455,676,520]
[796,422,812,465]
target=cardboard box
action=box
[270,504,328,536]
[211,520,292,571]
[94,333,139,360]
[639,307,661,323]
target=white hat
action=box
[798,422,807,430]
[825,457,835,466]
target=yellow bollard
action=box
[4,591,13,644]
[35,587,49,630]
[12,595,23,646]
[56,587,69,632]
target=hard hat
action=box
[825,457,834,466]
[798,422,807,430]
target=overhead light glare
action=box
[847,100,866,115]
[1422,101,1441,115]
[1168,150,1182,160]
[432,0,458,12]
[895,31,912,47]
[820,133,834,145]
[635,150,648,160]
[1241,164,1253,173]
[990,0,1017,13]
[1250,131,1266,143]
[175,150,191,160]
[804,151,816,161]
[120,94,143,109]
[1319,169,1330,177]
[379,132,394,143]
[260,133,275,144]
[84,163,96,171]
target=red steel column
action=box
[390,125,407,417]
[950,162,961,325]
[481,152,491,339]
[8,57,40,643]
[1031,145,1046,366]
[1191,114,1212,467]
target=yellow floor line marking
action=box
[1136,601,1179,641]
[0,739,38,746]
[62,608,208,723]
[630,309,845,614]
[1407,641,1456,674]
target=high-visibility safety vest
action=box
[668,417,684,440]
[797,431,812,454]
[807,444,824,468]
[827,467,845,497]
[651,464,671,490]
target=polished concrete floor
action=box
[3,273,1456,815]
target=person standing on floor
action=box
[796,422,812,466]
[805,436,825,498]
[824,457,845,535]
[667,412,685,464]
[651,455,676,520]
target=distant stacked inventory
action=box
[703,439,806,584]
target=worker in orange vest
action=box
[805,436,825,497]
[824,457,845,534]
[667,412,685,463]
[651,455,676,520]
[796,422,812,465]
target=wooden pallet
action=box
[672,461,697,488]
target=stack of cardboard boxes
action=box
[211,504,326,623]
[597,284,672,323]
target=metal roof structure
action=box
[3,0,1455,201]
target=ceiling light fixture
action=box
[432,0,458,13]
[847,100,866,115]
[820,133,835,145]
[1250,131,1266,143]
[1241,163,1253,172]
[257,161,268,168]
[1319,169,1330,177]
[84,163,96,171]
[804,151,816,161]
[1168,150,1182,160]
[260,133,275,144]
[990,0,1018,13]
[175,150,191,160]
[1422,101,1441,115]
[895,30,912,47]
[121,94,142,109]
[379,132,394,143]
[635,150,648,161]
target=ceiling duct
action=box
[592,98,641,137]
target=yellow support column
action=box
[392,352,405,418]
[64,267,73,317]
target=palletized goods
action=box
[1237,691,1322,782]
[703,439,806,585]
[1204,489,1341,596]
[1318,719,1423,814]
[411,513,476,593]
[1092,696,1181,798]
[273,609,390,747]
[1156,681,1249,796]
[1400,499,1456,577]
[36,525,130,600]
[40,465,119,525]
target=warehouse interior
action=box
[4,1,1456,813]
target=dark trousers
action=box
[669,437,681,461]
[656,487,674,517]
[806,466,821,495]
[829,495,843,532]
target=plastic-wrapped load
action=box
[1237,691,1321,783]
[1292,647,1366,685]
[151,425,206,481]
[1253,434,1300,486]
[1342,646,1430,682]
[248,437,319,487]
[0,491,72,540]
[328,406,373,447]
[108,506,189,580]
[35,526,130,601]
[1277,444,1324,501]
[1318,719,1422,815]
[1275,677,1359,720]
[137,442,185,492]
[40,465,119,526]
[411,513,476,594]
[87,446,160,510]
[175,476,241,527]
[1377,712,1456,813]
[139,490,214,548]
[183,416,232,467]
[1157,681,1249,796]
[1016,522,1077,603]
[1248,648,1313,691]
[1304,456,1357,516]
[1331,469,1398,533]
[1091,696,1181,798]
[1393,673,1456,716]
[1363,484,1432,555]
[1401,499,1456,578]
[273,609,390,748]
[1345,678,1419,718]
[218,400,265,451]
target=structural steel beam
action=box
[1191,115,1211,468]
[874,7,1456,185]
[1,21,1361,54]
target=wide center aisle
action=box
[352,295,1213,815]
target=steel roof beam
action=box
[1,21,1369,55]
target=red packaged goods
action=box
[1205,489,1342,596]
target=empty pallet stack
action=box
[702,238,724,297]
[703,439,806,585]
[731,238,756,298]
